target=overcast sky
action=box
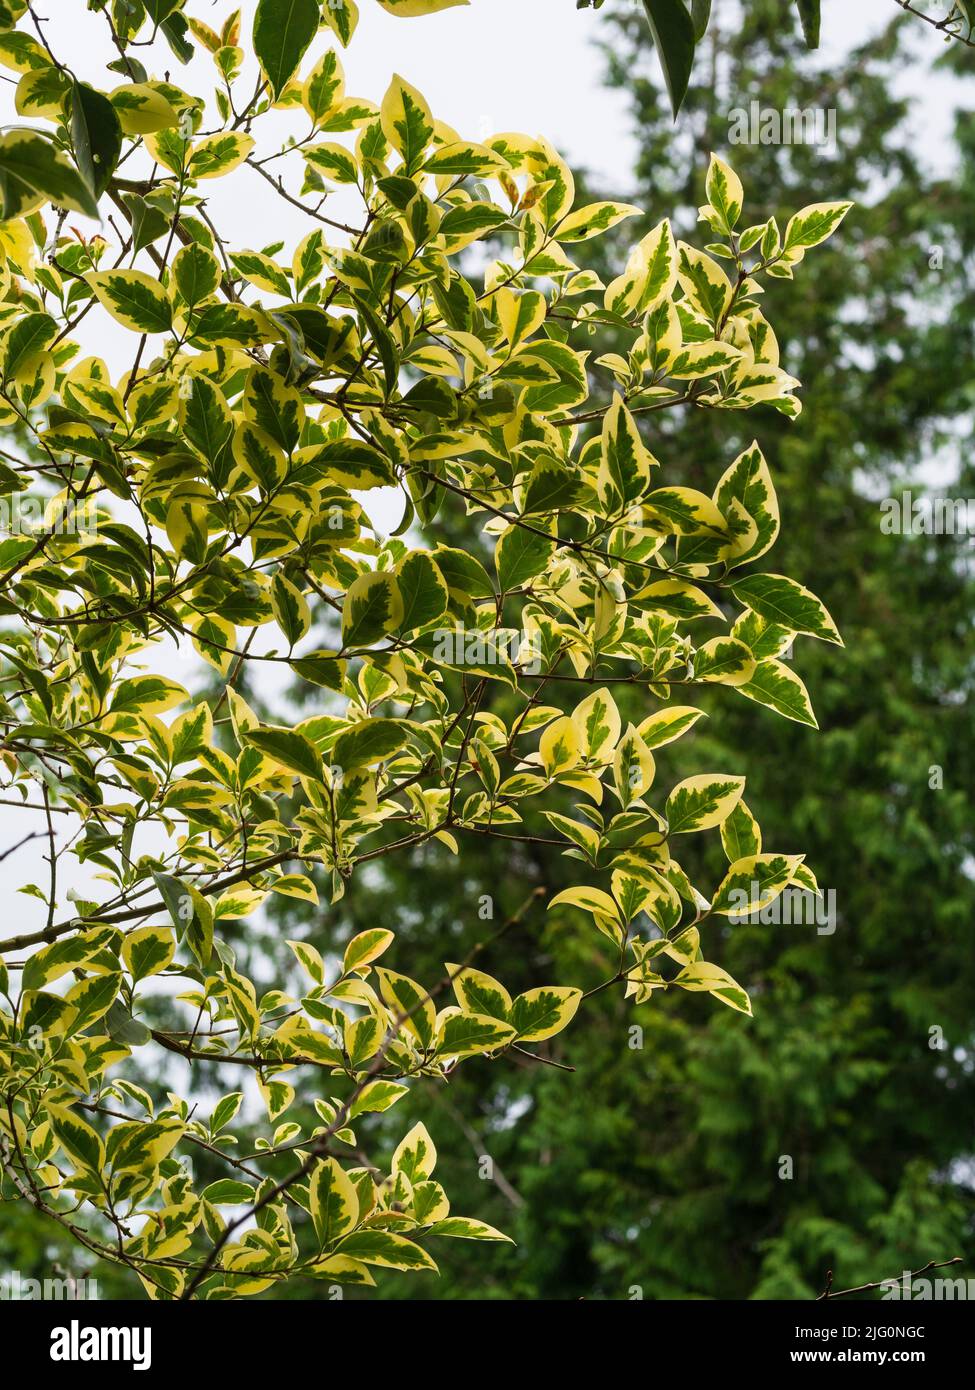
[0,0,965,933]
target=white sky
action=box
[0,0,963,936]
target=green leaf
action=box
[144,1,186,23]
[87,269,173,334]
[380,73,434,169]
[22,935,96,991]
[190,302,267,348]
[16,69,70,125]
[304,141,358,184]
[253,0,320,99]
[180,374,233,471]
[730,573,842,645]
[335,1229,438,1272]
[110,675,188,716]
[436,1010,517,1059]
[783,201,853,253]
[693,636,756,685]
[427,1216,513,1242]
[401,375,456,419]
[640,0,696,120]
[690,0,711,41]
[271,571,311,645]
[376,971,435,1049]
[600,394,654,505]
[392,1120,437,1181]
[633,579,721,622]
[439,202,508,248]
[520,457,584,516]
[510,986,581,1043]
[666,774,745,834]
[19,991,76,1040]
[321,0,358,44]
[548,885,621,923]
[570,688,620,762]
[646,485,727,535]
[1,311,57,381]
[120,192,169,253]
[433,545,494,600]
[172,241,221,307]
[107,1116,183,1171]
[714,441,779,568]
[342,570,403,648]
[231,249,292,298]
[242,727,324,781]
[711,853,803,915]
[160,11,194,63]
[290,652,346,691]
[558,200,642,242]
[495,524,555,592]
[302,439,396,489]
[65,973,120,1028]
[447,964,512,1021]
[47,1103,105,1175]
[704,152,743,232]
[232,420,286,492]
[309,1157,359,1247]
[344,928,395,972]
[353,294,398,398]
[521,340,589,415]
[303,48,345,123]
[210,1094,244,1133]
[411,1180,449,1224]
[674,961,752,1015]
[121,925,175,982]
[71,81,123,198]
[604,217,678,317]
[332,718,409,770]
[109,83,177,135]
[422,141,506,176]
[613,724,655,807]
[203,1179,257,1205]
[348,1080,408,1118]
[737,658,818,728]
[720,798,761,861]
[375,0,469,14]
[0,129,99,218]
[395,550,449,630]
[795,0,821,47]
[152,872,213,969]
[189,131,254,180]
[676,243,734,324]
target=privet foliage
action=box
[0,0,849,1298]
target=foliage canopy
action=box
[0,0,848,1298]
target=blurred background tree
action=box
[5,0,972,1300]
[348,0,975,1300]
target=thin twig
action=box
[817,1256,963,1300]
